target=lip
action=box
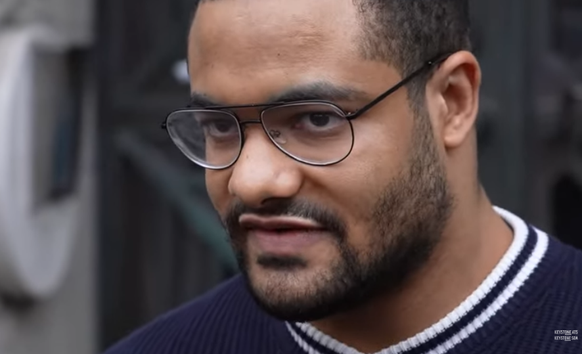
[239,214,323,231]
[239,215,327,255]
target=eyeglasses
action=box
[162,54,450,170]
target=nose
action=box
[228,129,303,208]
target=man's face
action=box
[189,0,454,322]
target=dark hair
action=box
[355,0,472,106]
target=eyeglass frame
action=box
[162,53,451,169]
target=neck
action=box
[310,191,513,353]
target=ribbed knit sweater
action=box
[104,208,582,354]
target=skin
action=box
[188,0,513,351]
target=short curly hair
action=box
[354,0,471,105]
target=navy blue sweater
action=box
[104,209,582,354]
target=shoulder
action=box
[103,275,277,354]
[545,233,582,288]
[505,235,582,353]
[527,233,582,324]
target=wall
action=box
[0,0,94,47]
[0,0,96,353]
[0,66,97,354]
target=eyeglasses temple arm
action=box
[347,54,451,120]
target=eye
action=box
[307,113,332,127]
[200,118,239,139]
[295,112,345,132]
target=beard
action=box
[222,112,454,323]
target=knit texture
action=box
[104,210,582,354]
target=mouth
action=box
[239,214,324,232]
[239,215,328,255]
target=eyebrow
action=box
[189,81,370,108]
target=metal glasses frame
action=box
[162,53,451,169]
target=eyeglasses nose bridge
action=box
[239,119,262,128]
[238,119,263,140]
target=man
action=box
[105,0,582,353]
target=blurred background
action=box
[0,0,580,353]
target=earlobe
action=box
[439,51,481,149]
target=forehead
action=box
[188,0,398,104]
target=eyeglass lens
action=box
[165,102,354,169]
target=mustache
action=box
[223,198,347,239]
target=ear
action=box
[427,51,481,149]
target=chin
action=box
[243,263,348,323]
[248,285,336,323]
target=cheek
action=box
[351,98,414,168]
[205,170,232,215]
[332,123,411,211]
[306,113,413,244]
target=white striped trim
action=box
[289,207,546,354]
[287,323,325,354]
[424,228,548,354]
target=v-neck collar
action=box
[273,207,549,354]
